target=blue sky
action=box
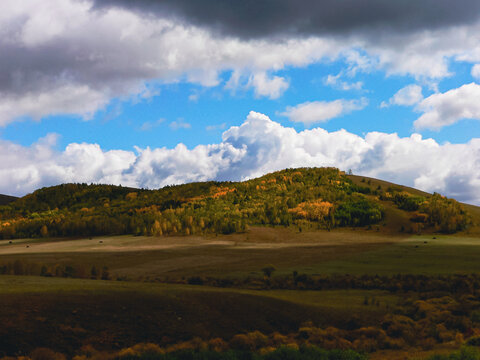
[2,0,480,205]
[4,60,480,150]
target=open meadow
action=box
[1,226,480,358]
[1,227,480,279]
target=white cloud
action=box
[414,82,480,129]
[247,72,290,99]
[3,111,480,205]
[280,98,368,125]
[188,92,200,102]
[472,64,480,79]
[169,119,191,130]
[381,84,423,108]
[0,84,110,125]
[0,134,135,195]
[324,73,363,91]
[139,118,164,131]
[206,123,227,131]
[0,0,343,125]
[4,1,480,125]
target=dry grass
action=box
[0,227,402,279]
[1,227,480,278]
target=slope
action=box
[0,194,17,205]
[0,167,477,239]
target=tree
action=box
[13,259,24,275]
[262,265,276,278]
[90,266,98,279]
[40,225,48,237]
[101,266,110,280]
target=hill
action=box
[0,194,17,206]
[0,167,477,239]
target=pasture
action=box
[1,227,479,280]
[1,226,480,358]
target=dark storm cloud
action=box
[93,0,480,39]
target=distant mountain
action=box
[0,168,477,239]
[0,194,18,206]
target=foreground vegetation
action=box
[1,345,367,360]
[1,271,480,359]
[0,168,473,240]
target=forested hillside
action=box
[0,194,17,206]
[0,168,473,239]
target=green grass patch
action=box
[284,235,480,275]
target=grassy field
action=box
[1,228,479,279]
[0,275,397,356]
[0,227,400,279]
[287,234,480,276]
[1,226,480,358]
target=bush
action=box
[30,348,66,360]
[334,198,384,227]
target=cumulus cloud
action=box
[0,84,110,125]
[0,0,345,126]
[3,0,480,126]
[247,72,289,99]
[280,98,368,125]
[2,112,480,205]
[381,84,423,108]
[414,82,480,129]
[0,134,136,196]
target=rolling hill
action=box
[0,167,477,240]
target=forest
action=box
[0,168,471,239]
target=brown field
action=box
[0,227,403,279]
[0,275,397,356]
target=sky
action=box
[1,1,480,205]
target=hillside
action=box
[0,194,17,206]
[0,167,476,239]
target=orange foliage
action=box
[210,187,236,199]
[289,200,333,221]
[125,192,138,201]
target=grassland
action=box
[1,228,479,280]
[1,229,480,358]
[1,227,479,358]
[0,275,397,356]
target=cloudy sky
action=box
[2,0,480,205]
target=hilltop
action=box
[0,167,476,239]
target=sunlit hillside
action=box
[0,167,476,240]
